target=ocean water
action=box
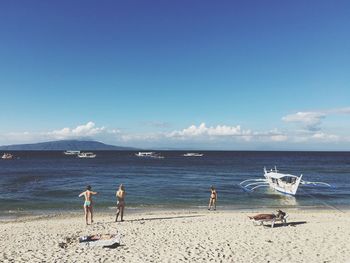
[0,151,350,216]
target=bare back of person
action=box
[82,190,95,206]
[115,184,126,222]
[117,190,125,202]
[83,190,92,201]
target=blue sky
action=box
[0,1,349,150]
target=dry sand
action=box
[1,209,350,263]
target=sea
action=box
[1,151,350,218]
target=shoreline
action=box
[1,204,348,223]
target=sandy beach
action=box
[1,209,350,263]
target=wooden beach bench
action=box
[250,211,288,228]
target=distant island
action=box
[0,140,137,151]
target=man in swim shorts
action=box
[115,184,126,222]
[79,185,98,225]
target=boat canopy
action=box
[266,172,299,179]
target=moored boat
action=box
[1,153,14,160]
[135,152,155,157]
[183,153,204,157]
[77,152,96,158]
[135,152,164,159]
[64,150,80,155]
[263,167,303,195]
[239,167,331,196]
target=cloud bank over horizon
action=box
[1,106,349,150]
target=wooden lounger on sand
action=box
[249,210,288,228]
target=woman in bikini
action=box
[115,184,126,222]
[208,185,217,211]
[78,185,98,225]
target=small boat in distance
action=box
[183,153,204,157]
[135,152,155,157]
[77,152,96,158]
[239,167,331,196]
[135,152,164,159]
[1,153,14,160]
[64,150,80,155]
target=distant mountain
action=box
[0,140,137,151]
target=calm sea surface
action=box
[1,151,350,216]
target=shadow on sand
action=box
[121,214,204,223]
[103,243,126,249]
[265,221,307,228]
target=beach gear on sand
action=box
[79,234,121,248]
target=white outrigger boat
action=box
[1,153,14,160]
[135,152,154,157]
[64,150,80,155]
[135,152,164,159]
[183,153,204,157]
[77,152,96,158]
[239,167,331,196]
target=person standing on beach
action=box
[115,184,126,222]
[208,185,217,211]
[78,185,98,225]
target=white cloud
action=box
[282,112,325,130]
[167,123,250,138]
[269,134,288,142]
[250,129,288,142]
[282,107,350,131]
[311,132,339,141]
[279,131,341,144]
[119,133,161,142]
[0,122,120,145]
[48,122,106,139]
[111,123,289,144]
[166,123,290,143]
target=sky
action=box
[0,0,349,150]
